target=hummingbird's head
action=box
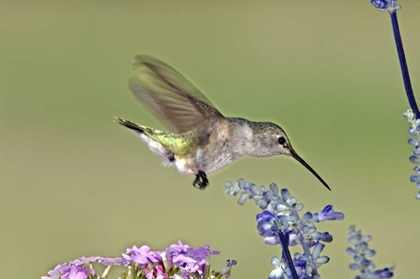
[251,122,331,191]
[249,122,293,156]
[242,122,292,159]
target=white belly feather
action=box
[132,131,234,176]
[133,130,195,174]
[174,158,194,175]
[131,130,174,167]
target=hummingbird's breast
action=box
[175,118,252,174]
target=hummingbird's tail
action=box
[114,117,144,133]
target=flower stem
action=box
[278,230,298,279]
[389,10,419,118]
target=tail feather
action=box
[114,117,144,133]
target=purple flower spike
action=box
[226,179,345,278]
[347,226,393,278]
[405,111,420,199]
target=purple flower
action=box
[171,244,220,274]
[173,254,203,273]
[61,265,93,279]
[96,256,125,266]
[42,262,95,279]
[168,240,190,255]
[69,256,97,266]
[41,263,68,279]
[217,259,237,279]
[123,245,162,265]
[187,245,220,261]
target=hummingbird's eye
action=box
[278,136,286,145]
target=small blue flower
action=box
[408,138,417,145]
[410,175,420,182]
[313,205,345,222]
[256,211,283,245]
[372,268,394,278]
[409,155,420,164]
[371,0,388,9]
[268,256,288,279]
[370,0,401,12]
[311,242,329,266]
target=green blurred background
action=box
[1,1,419,278]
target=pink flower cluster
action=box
[42,241,235,279]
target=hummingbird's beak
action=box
[290,150,331,191]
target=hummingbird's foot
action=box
[193,170,209,190]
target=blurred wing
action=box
[129,55,224,133]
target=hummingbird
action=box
[115,55,331,191]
